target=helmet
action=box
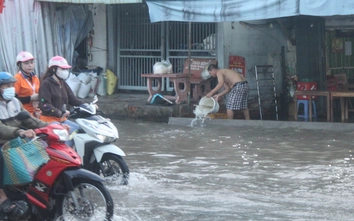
[48,56,71,69]
[0,72,17,84]
[16,51,35,63]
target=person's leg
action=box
[0,185,27,217]
[242,108,250,120]
[226,109,234,119]
[0,189,7,204]
[0,153,28,217]
[62,120,81,147]
[62,119,81,134]
[238,83,250,120]
[226,86,237,120]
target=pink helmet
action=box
[48,56,72,69]
[16,51,35,63]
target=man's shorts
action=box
[226,81,249,110]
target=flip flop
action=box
[0,199,27,217]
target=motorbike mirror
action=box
[16,111,31,121]
[92,95,98,104]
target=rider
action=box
[14,51,41,118]
[0,71,48,218]
[39,56,84,147]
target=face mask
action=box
[2,87,15,101]
[56,69,69,80]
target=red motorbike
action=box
[0,112,114,221]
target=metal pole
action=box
[187,22,192,105]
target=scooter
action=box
[69,95,129,185]
[0,111,114,221]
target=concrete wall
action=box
[218,21,295,98]
[88,4,107,71]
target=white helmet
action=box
[16,51,35,63]
[48,56,72,69]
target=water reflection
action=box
[109,120,354,220]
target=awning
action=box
[36,0,142,3]
[145,0,354,23]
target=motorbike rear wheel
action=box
[57,179,114,221]
[93,154,130,185]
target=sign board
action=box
[229,55,246,77]
[183,58,217,79]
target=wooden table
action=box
[141,73,190,104]
[330,91,354,122]
[294,91,331,122]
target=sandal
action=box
[0,199,28,217]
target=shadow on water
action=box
[108,119,354,221]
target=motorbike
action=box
[68,95,129,185]
[0,111,114,221]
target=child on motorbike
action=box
[0,71,48,218]
[14,51,41,118]
[38,56,84,147]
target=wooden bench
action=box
[141,73,190,104]
[180,58,217,101]
[141,58,217,104]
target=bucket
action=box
[198,97,219,114]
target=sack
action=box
[88,75,99,97]
[153,60,172,74]
[2,137,49,185]
[77,82,91,99]
[77,72,92,84]
[97,73,107,96]
[66,73,81,97]
[106,69,118,95]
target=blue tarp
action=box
[146,0,354,23]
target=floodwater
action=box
[108,119,354,221]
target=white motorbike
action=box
[69,96,129,185]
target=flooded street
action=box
[108,119,354,221]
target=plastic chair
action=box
[297,100,317,121]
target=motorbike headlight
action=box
[53,129,70,141]
[95,134,116,143]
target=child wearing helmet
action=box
[38,56,84,147]
[0,71,48,218]
[14,51,41,118]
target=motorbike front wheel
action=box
[93,154,130,185]
[57,179,114,221]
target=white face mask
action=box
[56,69,69,80]
[2,87,15,101]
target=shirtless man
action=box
[205,64,250,120]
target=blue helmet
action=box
[0,72,16,85]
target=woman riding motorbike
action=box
[38,56,84,147]
[0,71,48,219]
[14,51,41,118]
